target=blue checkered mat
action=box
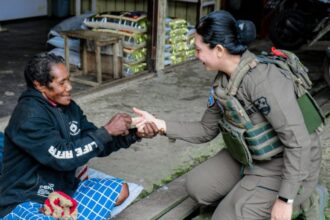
[2,177,124,220]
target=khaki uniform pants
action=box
[185,149,321,220]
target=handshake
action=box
[103,107,166,138]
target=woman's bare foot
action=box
[115,182,129,206]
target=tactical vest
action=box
[213,48,325,166]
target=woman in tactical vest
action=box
[133,10,324,220]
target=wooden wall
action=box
[72,0,220,71]
[92,0,148,12]
[167,1,216,25]
[75,0,220,25]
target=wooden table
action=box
[61,30,121,86]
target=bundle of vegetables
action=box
[164,17,196,66]
[84,11,147,33]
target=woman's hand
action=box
[132,107,167,134]
[271,199,293,220]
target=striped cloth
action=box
[75,164,89,181]
[2,177,124,220]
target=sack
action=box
[47,36,80,52]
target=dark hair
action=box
[24,53,64,88]
[196,10,256,55]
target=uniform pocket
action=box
[240,175,260,190]
[235,176,279,219]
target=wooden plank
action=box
[168,1,176,18]
[95,45,102,83]
[215,0,220,9]
[75,0,81,15]
[70,76,100,87]
[155,0,167,72]
[171,0,199,3]
[107,0,116,11]
[158,197,199,220]
[314,87,330,107]
[115,0,125,11]
[82,39,88,75]
[114,175,190,220]
[124,0,135,11]
[112,40,121,79]
[143,0,148,11]
[173,2,187,20]
[91,0,97,12]
[186,4,197,25]
[135,0,144,11]
[64,36,70,73]
[82,0,89,13]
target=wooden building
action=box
[71,0,220,73]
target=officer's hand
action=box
[271,199,293,220]
[136,122,159,138]
[132,107,157,124]
[104,113,132,136]
[132,107,167,134]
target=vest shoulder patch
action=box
[253,96,271,116]
[208,88,215,107]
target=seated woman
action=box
[0,53,157,219]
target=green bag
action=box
[297,91,325,134]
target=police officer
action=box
[133,10,324,220]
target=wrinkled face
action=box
[195,33,219,71]
[40,63,72,106]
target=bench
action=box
[114,174,200,220]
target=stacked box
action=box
[164,17,196,66]
[84,11,148,77]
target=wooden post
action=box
[95,43,102,84]
[91,0,97,13]
[82,39,88,75]
[155,0,167,73]
[76,0,97,16]
[113,39,120,79]
[147,0,157,73]
[64,36,70,73]
[75,0,81,15]
[216,0,220,10]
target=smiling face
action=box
[35,63,72,106]
[195,33,221,71]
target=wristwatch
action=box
[278,196,294,204]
